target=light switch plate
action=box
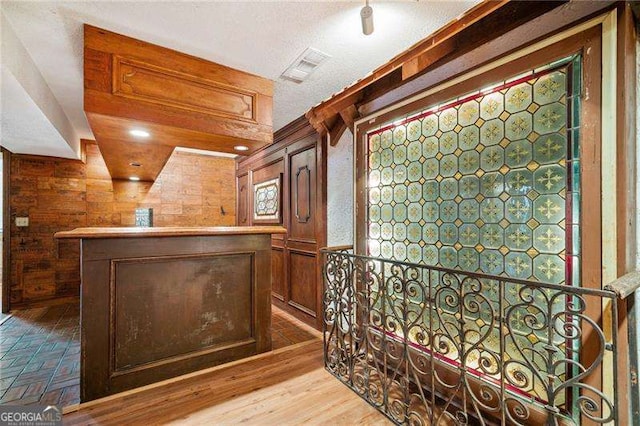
[15,217,29,227]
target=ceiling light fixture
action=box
[129,176,141,181]
[234,145,249,152]
[361,0,374,36]
[129,129,150,138]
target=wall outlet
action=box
[15,217,29,227]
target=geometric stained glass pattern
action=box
[366,56,582,288]
[254,177,281,221]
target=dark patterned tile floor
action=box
[0,303,317,407]
[271,306,318,350]
[0,303,80,407]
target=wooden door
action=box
[285,145,318,320]
[235,118,326,329]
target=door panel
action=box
[289,147,316,242]
[288,250,317,317]
[236,173,249,226]
[235,127,324,330]
[252,160,283,188]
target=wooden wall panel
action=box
[235,116,327,329]
[77,233,273,401]
[237,173,249,226]
[112,253,253,370]
[271,247,285,301]
[84,25,273,181]
[289,147,316,243]
[288,251,317,318]
[9,142,236,307]
[252,160,283,186]
[113,57,256,122]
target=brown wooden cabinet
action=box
[236,117,326,329]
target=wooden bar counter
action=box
[55,226,286,402]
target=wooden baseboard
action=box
[272,297,320,331]
[9,296,79,311]
[273,305,323,338]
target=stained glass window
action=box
[364,56,583,413]
[366,56,581,288]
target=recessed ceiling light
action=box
[234,145,249,152]
[130,129,150,138]
[130,162,142,167]
[129,176,141,181]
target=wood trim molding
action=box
[328,116,347,147]
[112,55,258,124]
[615,2,638,277]
[2,148,11,313]
[274,115,315,144]
[612,4,637,423]
[308,0,567,141]
[236,117,317,173]
[108,252,257,376]
[294,165,311,224]
[84,24,274,181]
[55,226,286,239]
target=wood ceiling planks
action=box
[84,25,273,181]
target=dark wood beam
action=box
[307,0,566,136]
[630,1,640,22]
[400,1,564,80]
[305,109,329,135]
[339,104,359,131]
[328,115,347,147]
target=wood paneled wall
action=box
[8,141,236,308]
[84,25,274,181]
[236,117,327,329]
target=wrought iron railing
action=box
[321,248,631,425]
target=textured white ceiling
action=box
[1,0,479,154]
[1,68,77,158]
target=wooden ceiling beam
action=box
[402,1,566,81]
[328,116,347,147]
[305,109,329,135]
[312,91,363,124]
[307,0,567,142]
[324,104,360,146]
[339,105,359,130]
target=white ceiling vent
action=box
[281,47,331,83]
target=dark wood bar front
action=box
[55,226,286,402]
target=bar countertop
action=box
[54,226,287,239]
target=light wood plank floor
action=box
[64,339,390,425]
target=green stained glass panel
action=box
[365,59,580,288]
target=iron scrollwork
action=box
[321,249,619,425]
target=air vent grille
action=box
[281,47,331,83]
